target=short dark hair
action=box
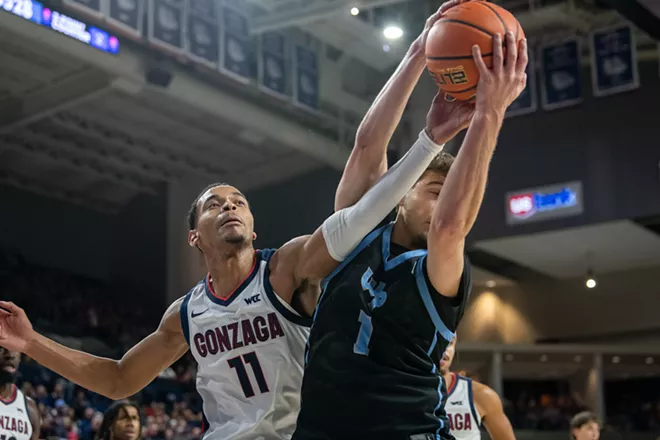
[570,411,600,439]
[96,401,142,440]
[187,182,230,230]
[425,151,455,177]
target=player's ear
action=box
[252,232,257,241]
[188,230,199,248]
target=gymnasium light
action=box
[586,278,596,289]
[382,44,391,52]
[383,25,403,40]
[350,7,360,16]
[486,280,496,288]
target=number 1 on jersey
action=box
[353,268,388,356]
[228,351,269,398]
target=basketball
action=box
[425,1,525,100]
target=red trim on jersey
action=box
[206,251,258,300]
[0,384,17,404]
[446,372,458,396]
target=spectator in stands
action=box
[570,411,600,440]
[96,401,141,440]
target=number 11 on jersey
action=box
[228,352,269,398]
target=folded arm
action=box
[23,298,189,400]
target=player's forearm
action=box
[26,332,124,399]
[430,110,502,237]
[335,48,426,210]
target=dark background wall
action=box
[0,185,166,304]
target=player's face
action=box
[572,421,600,440]
[439,336,456,374]
[111,406,141,440]
[190,185,255,251]
[0,347,20,384]
[399,171,446,248]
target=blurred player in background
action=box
[293,14,529,440]
[440,337,515,440]
[0,4,471,439]
[96,401,141,440]
[570,411,600,440]
[0,347,40,440]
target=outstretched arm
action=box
[474,382,515,440]
[334,0,466,211]
[0,299,188,400]
[26,397,41,440]
[426,32,528,297]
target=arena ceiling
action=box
[472,220,660,280]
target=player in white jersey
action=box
[0,46,472,439]
[440,337,515,440]
[0,347,40,440]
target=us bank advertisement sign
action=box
[506,181,583,225]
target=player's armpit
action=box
[26,298,189,400]
[474,382,516,440]
[26,397,41,440]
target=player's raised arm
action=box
[0,299,189,400]
[334,0,467,211]
[426,31,528,298]
[474,382,516,440]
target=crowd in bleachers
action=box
[3,248,660,437]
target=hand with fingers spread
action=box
[0,301,35,353]
[425,92,475,145]
[472,31,528,119]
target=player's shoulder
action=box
[470,380,503,413]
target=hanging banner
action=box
[506,49,537,117]
[107,0,142,38]
[540,39,582,110]
[294,45,319,112]
[221,6,250,83]
[590,24,639,97]
[62,0,103,18]
[259,31,288,98]
[147,0,184,53]
[186,0,219,67]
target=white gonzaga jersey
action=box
[0,385,33,440]
[445,374,482,440]
[181,249,311,440]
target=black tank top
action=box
[294,222,472,440]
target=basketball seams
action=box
[427,53,493,61]
[436,19,493,37]
[479,1,508,35]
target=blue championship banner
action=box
[590,24,639,97]
[293,45,319,112]
[147,0,184,53]
[107,0,143,39]
[220,6,250,83]
[506,49,537,117]
[62,0,103,18]
[540,38,583,110]
[259,31,288,98]
[186,0,219,67]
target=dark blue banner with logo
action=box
[590,24,639,97]
[147,0,184,53]
[540,39,582,110]
[107,0,143,38]
[506,49,537,117]
[259,31,288,98]
[506,181,583,225]
[294,45,319,112]
[221,6,250,83]
[186,0,219,67]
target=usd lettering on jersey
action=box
[0,415,30,434]
[193,312,285,357]
[244,294,261,305]
[448,412,473,431]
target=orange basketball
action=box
[425,1,524,100]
